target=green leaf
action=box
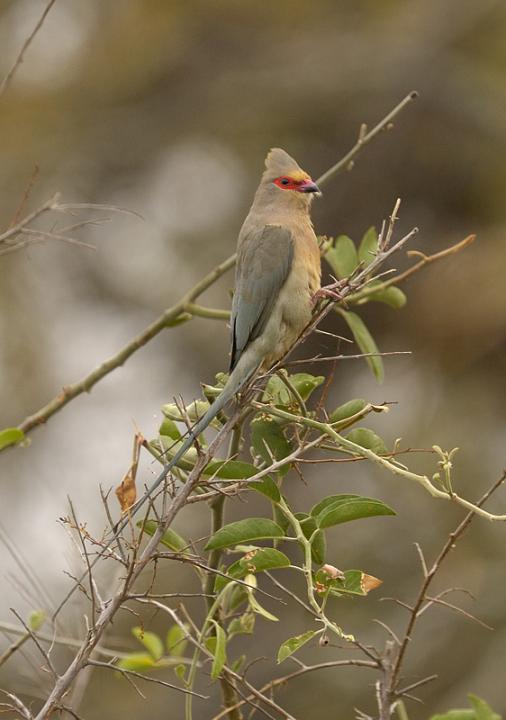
[358,226,378,266]
[329,398,367,424]
[311,529,326,565]
[158,418,181,440]
[274,505,291,534]
[429,712,475,720]
[132,627,164,661]
[345,427,387,454]
[368,285,407,309]
[153,436,196,470]
[468,694,502,720]
[262,373,324,407]
[215,547,291,592]
[239,547,290,574]
[251,417,293,476]
[117,652,158,672]
[28,610,46,632]
[262,375,291,406]
[250,476,281,503]
[205,518,284,551]
[209,621,227,680]
[213,561,241,592]
[228,612,255,639]
[227,584,249,611]
[325,235,358,279]
[204,459,259,480]
[277,630,318,664]
[0,428,25,451]
[247,591,279,622]
[340,310,384,383]
[139,520,188,553]
[290,373,325,401]
[166,624,188,657]
[162,400,220,430]
[231,654,246,673]
[174,663,187,681]
[339,569,365,594]
[311,494,362,518]
[322,568,378,597]
[316,497,395,529]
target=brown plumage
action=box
[231,147,321,370]
[121,147,321,523]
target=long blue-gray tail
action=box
[114,352,259,535]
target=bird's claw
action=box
[312,285,344,305]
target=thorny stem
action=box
[388,471,506,692]
[32,413,239,720]
[211,659,377,720]
[252,403,506,523]
[276,495,354,642]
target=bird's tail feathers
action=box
[120,352,260,528]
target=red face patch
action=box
[273,176,304,191]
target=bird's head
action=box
[263,148,321,197]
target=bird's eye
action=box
[280,178,290,185]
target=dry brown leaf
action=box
[115,432,144,514]
[361,573,383,594]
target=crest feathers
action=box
[264,147,303,177]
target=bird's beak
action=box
[299,179,321,195]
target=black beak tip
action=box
[303,182,321,194]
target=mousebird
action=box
[122,148,321,525]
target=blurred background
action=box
[0,1,505,718]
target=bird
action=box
[120,147,321,525]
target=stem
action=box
[203,422,244,719]
[12,253,236,439]
[253,403,506,523]
[395,700,410,720]
[316,91,418,187]
[276,495,353,642]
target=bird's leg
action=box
[312,276,347,305]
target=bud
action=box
[321,564,345,580]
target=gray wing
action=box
[230,224,294,371]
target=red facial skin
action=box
[273,176,304,191]
[273,176,320,193]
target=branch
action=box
[4,91,418,447]
[14,252,236,437]
[346,234,476,304]
[211,658,377,720]
[0,0,57,99]
[252,403,506,522]
[316,91,418,187]
[33,410,239,719]
[389,471,506,691]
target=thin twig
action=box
[0,0,57,98]
[316,92,418,187]
[389,471,506,692]
[211,659,377,720]
[14,252,236,437]
[87,659,206,698]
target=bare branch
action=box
[316,92,418,187]
[0,0,57,98]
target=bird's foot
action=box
[312,285,344,305]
